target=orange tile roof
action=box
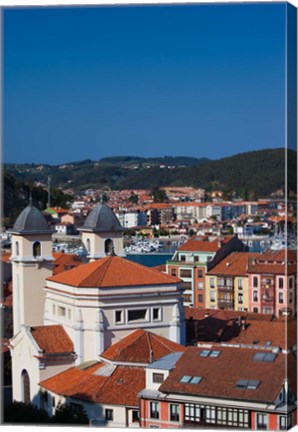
[40,363,145,407]
[52,252,85,275]
[159,346,297,404]
[178,236,233,252]
[228,318,297,351]
[101,329,185,364]
[1,252,11,263]
[207,252,261,276]
[31,325,74,354]
[48,255,180,288]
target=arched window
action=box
[33,241,41,258]
[105,239,114,255]
[86,238,90,253]
[15,241,19,256]
[21,370,30,404]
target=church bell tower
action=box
[9,201,54,334]
[79,203,126,261]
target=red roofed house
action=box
[139,344,297,430]
[38,329,185,427]
[166,235,246,308]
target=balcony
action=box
[218,285,234,291]
[218,299,234,309]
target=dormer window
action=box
[33,241,41,258]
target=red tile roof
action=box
[1,252,11,263]
[178,236,233,252]
[228,318,297,351]
[40,363,145,407]
[31,325,74,354]
[159,346,296,404]
[207,252,261,276]
[52,252,85,275]
[101,329,185,364]
[47,255,180,288]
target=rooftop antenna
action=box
[47,172,51,209]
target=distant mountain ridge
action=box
[4,148,296,199]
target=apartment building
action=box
[139,344,296,430]
[166,235,246,308]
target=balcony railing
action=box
[218,299,234,308]
[218,285,234,291]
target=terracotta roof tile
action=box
[48,255,180,288]
[101,329,185,364]
[40,363,145,407]
[207,252,261,276]
[52,252,85,275]
[31,325,74,354]
[159,346,297,404]
[178,236,234,252]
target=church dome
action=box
[80,203,124,233]
[9,204,53,235]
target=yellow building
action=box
[205,252,258,311]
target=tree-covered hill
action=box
[3,148,296,200]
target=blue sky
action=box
[3,3,287,164]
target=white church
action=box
[8,201,185,425]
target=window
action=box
[253,307,258,313]
[210,291,215,302]
[33,241,41,258]
[253,352,276,362]
[115,310,123,324]
[180,269,192,278]
[253,276,258,288]
[253,291,258,302]
[238,293,243,304]
[52,396,55,408]
[180,375,202,384]
[170,404,180,422]
[198,294,203,303]
[132,410,139,423]
[150,402,159,419]
[279,292,284,304]
[280,415,292,430]
[289,278,293,289]
[198,282,203,289]
[15,241,19,256]
[256,413,268,430]
[236,379,260,390]
[289,292,293,304]
[180,255,186,262]
[105,238,114,255]
[105,409,113,421]
[210,278,215,288]
[152,373,164,383]
[171,268,177,277]
[278,278,284,289]
[199,350,220,358]
[194,256,199,262]
[153,308,160,321]
[198,270,203,278]
[57,306,66,317]
[238,279,243,289]
[128,309,147,322]
[182,282,192,291]
[21,370,30,404]
[86,238,90,252]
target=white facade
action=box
[44,278,185,363]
